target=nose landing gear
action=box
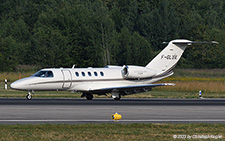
[26,90,34,100]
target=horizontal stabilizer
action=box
[163,41,219,45]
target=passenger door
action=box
[62,70,72,89]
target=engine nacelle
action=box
[122,65,156,79]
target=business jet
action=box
[10,39,218,100]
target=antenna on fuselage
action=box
[72,64,76,69]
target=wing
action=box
[90,83,175,94]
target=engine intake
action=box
[122,65,156,79]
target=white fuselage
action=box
[10,66,171,93]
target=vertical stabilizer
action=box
[146,39,191,75]
[146,39,218,75]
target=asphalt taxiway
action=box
[0,98,225,124]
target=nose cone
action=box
[10,80,23,90]
[10,78,31,90]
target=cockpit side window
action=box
[32,71,54,77]
[46,71,54,77]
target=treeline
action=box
[0,0,225,71]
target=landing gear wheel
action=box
[114,97,121,100]
[112,93,121,100]
[26,94,32,100]
[86,94,93,100]
[26,91,33,100]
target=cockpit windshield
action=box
[32,71,54,77]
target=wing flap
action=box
[94,83,175,92]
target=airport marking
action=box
[0,119,225,122]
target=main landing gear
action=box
[81,93,93,100]
[81,92,121,100]
[26,90,34,100]
[113,96,121,100]
[111,92,121,100]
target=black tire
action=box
[86,94,93,100]
[26,94,32,100]
[114,97,120,100]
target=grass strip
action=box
[164,77,225,82]
[0,88,225,99]
[0,123,224,140]
[0,90,225,99]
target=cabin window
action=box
[32,71,54,77]
[82,72,85,76]
[100,71,104,76]
[88,72,92,76]
[75,72,79,77]
[94,72,98,76]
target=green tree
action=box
[0,37,19,71]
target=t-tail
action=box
[145,39,218,76]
